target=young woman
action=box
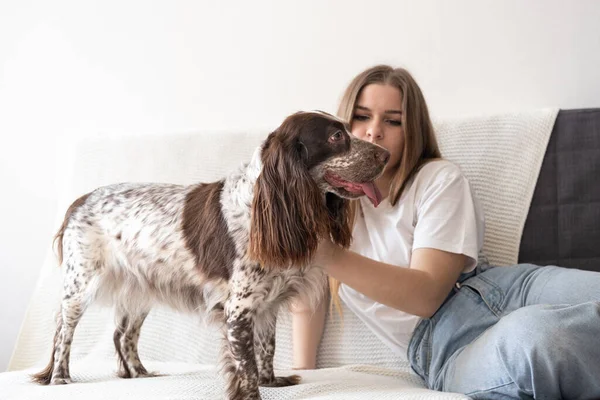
[292,64,600,399]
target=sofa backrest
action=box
[519,108,600,271]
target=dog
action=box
[32,111,390,399]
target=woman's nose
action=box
[366,124,383,142]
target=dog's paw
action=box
[50,377,72,385]
[259,374,301,387]
[118,365,159,379]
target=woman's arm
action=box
[290,287,328,369]
[291,241,467,369]
[318,242,466,318]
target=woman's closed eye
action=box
[353,114,402,126]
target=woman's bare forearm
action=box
[291,293,327,369]
[324,247,465,318]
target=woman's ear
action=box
[248,134,329,268]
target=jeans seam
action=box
[412,289,464,382]
[474,274,505,316]
[425,318,435,382]
[465,380,517,396]
[409,318,433,381]
[530,268,553,306]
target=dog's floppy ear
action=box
[248,132,329,268]
[325,193,352,249]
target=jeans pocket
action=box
[458,274,505,317]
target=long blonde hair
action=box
[329,65,442,315]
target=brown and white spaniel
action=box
[32,111,390,400]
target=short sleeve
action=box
[412,166,484,272]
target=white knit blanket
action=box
[3,109,558,400]
[433,108,559,267]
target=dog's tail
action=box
[30,313,63,385]
[53,193,91,265]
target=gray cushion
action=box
[519,108,600,271]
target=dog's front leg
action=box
[223,294,261,400]
[254,310,301,387]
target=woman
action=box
[292,64,600,399]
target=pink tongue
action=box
[360,182,382,207]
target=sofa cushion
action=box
[519,108,600,271]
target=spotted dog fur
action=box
[32,111,389,400]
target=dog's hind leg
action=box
[114,310,154,379]
[30,313,63,385]
[32,257,96,385]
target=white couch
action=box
[1,109,558,399]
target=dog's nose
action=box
[376,150,390,164]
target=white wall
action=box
[1,0,599,371]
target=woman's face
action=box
[351,84,405,176]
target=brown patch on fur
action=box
[54,193,91,265]
[31,315,63,385]
[249,132,330,269]
[182,181,237,280]
[325,192,352,249]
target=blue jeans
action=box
[408,263,600,399]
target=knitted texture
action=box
[433,109,559,267]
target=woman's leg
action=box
[436,302,600,399]
[432,264,600,399]
[480,263,600,311]
[410,264,600,397]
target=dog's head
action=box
[248,111,389,269]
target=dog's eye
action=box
[328,131,343,143]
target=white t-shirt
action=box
[339,159,485,358]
